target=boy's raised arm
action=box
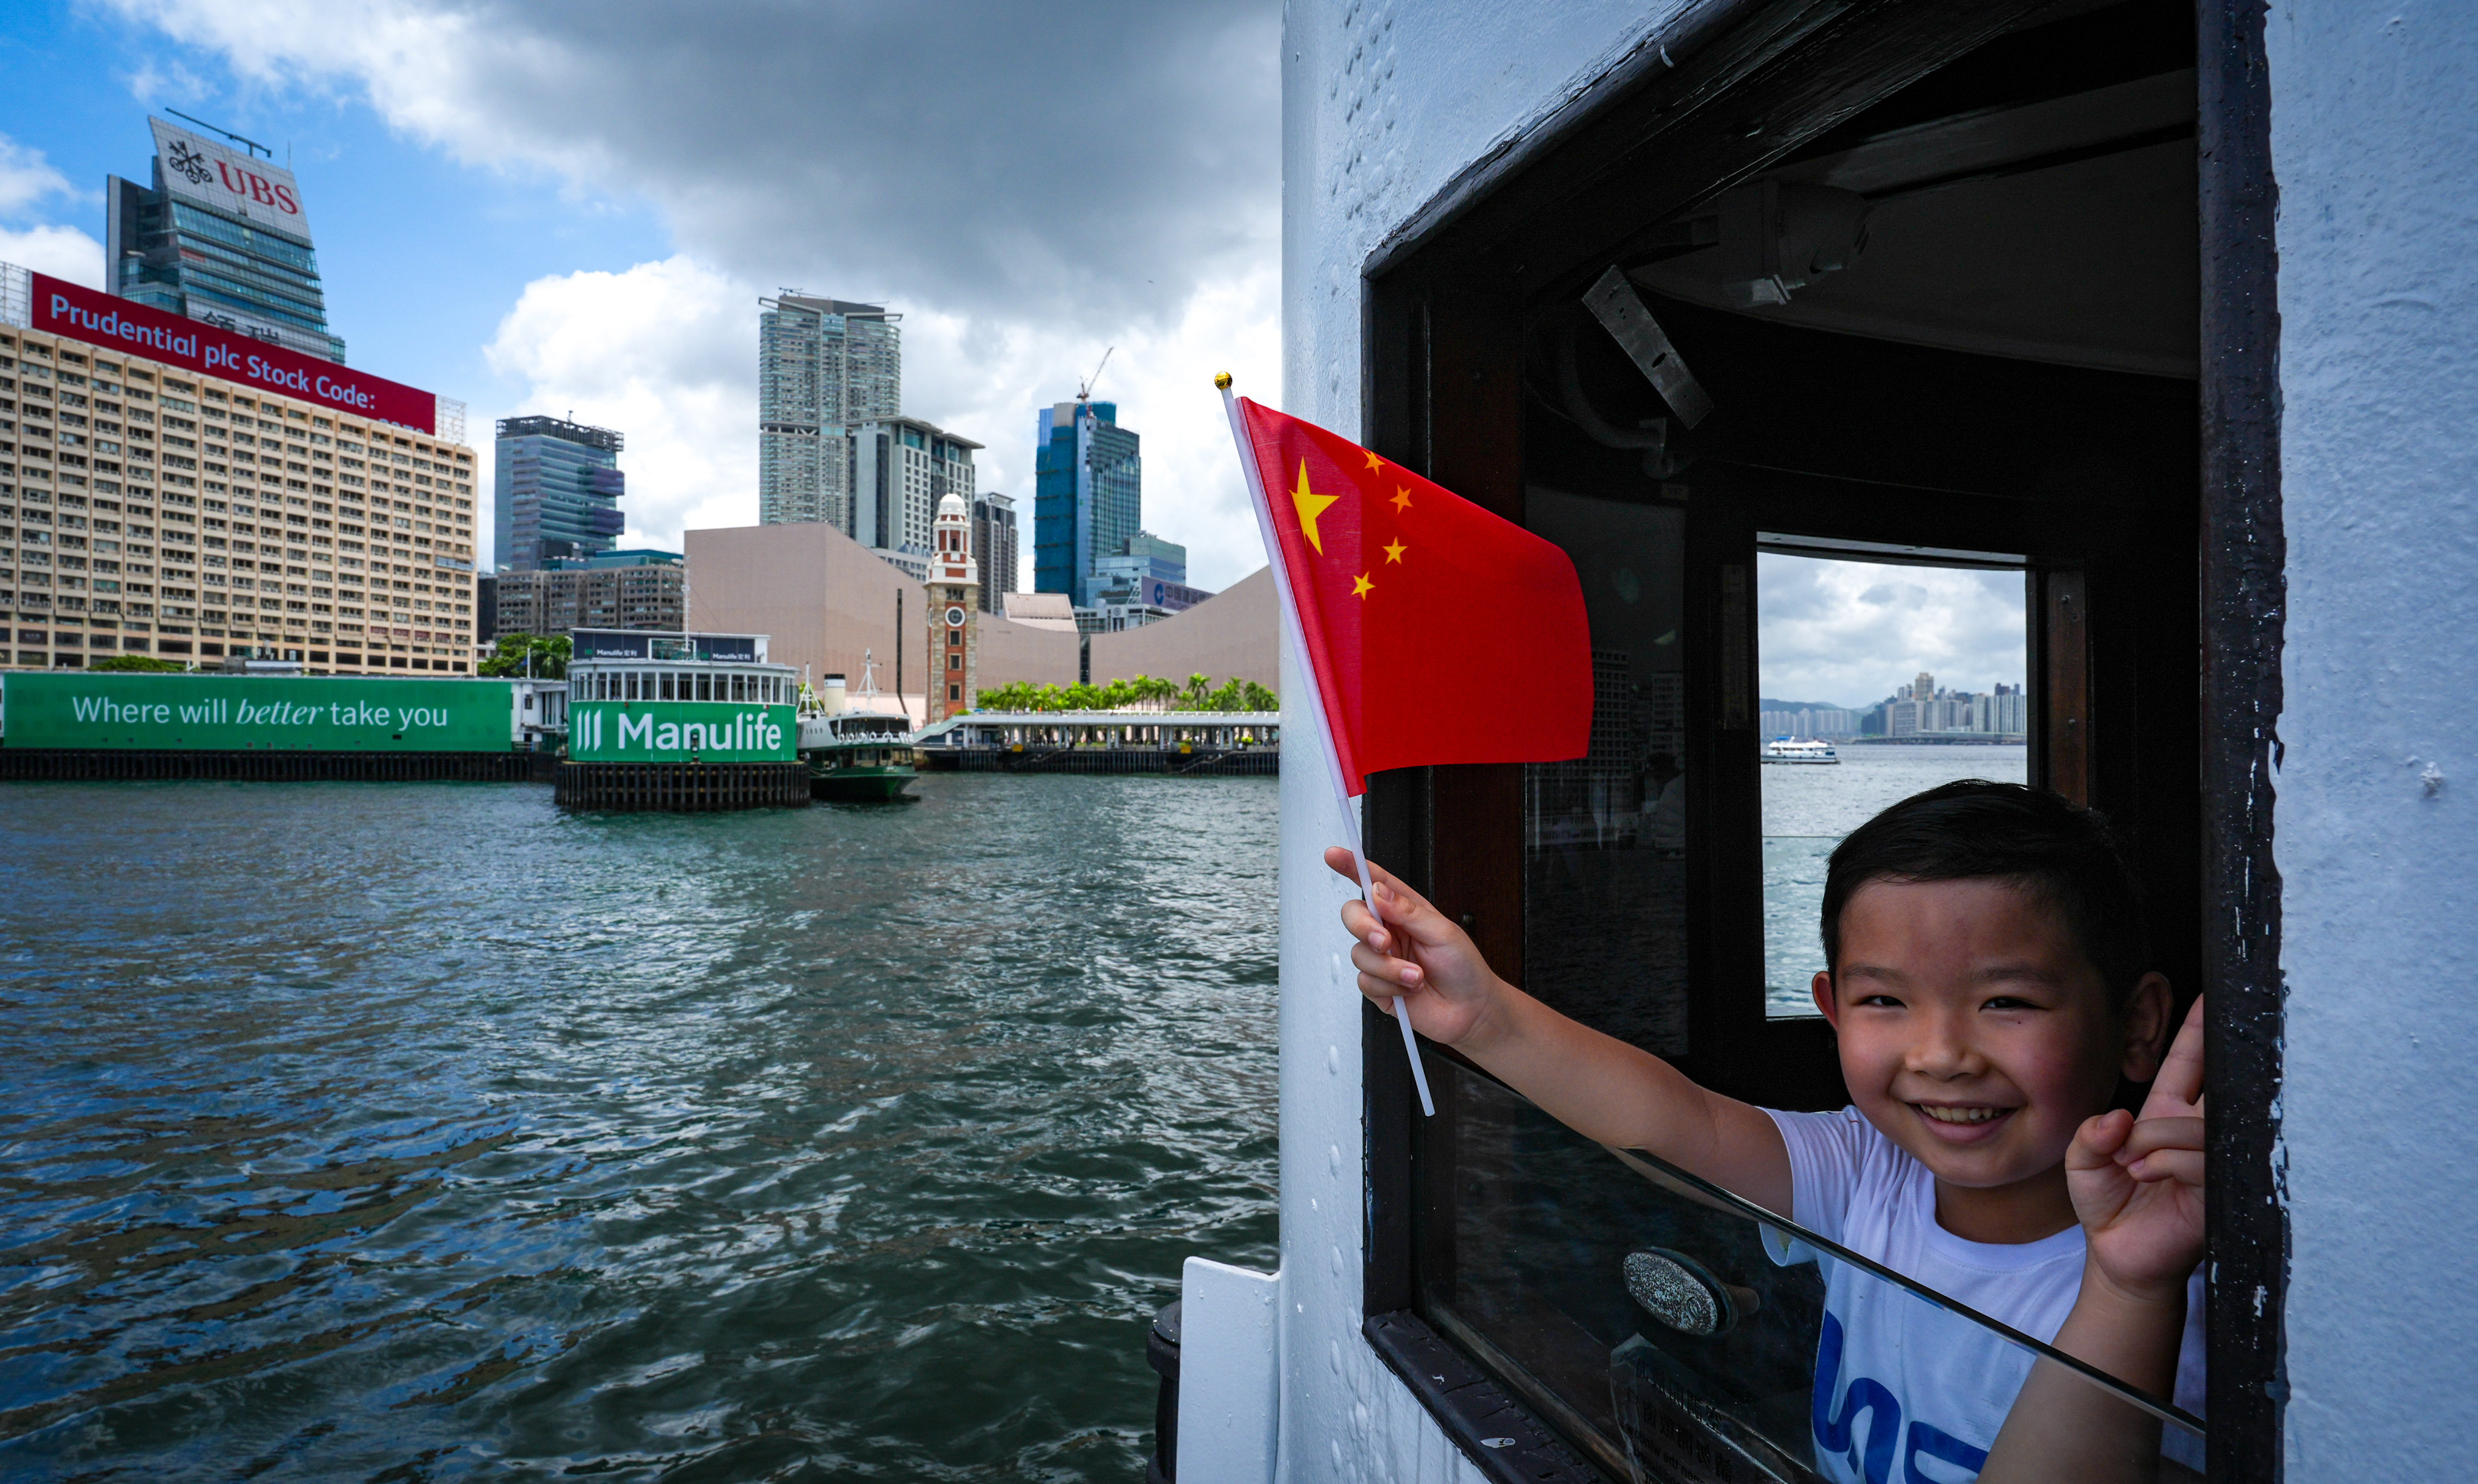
[1329,847,1792,1216]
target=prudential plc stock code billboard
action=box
[1,675,515,752]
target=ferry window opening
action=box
[1754,548,2028,1018]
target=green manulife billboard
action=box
[1,673,517,753]
[569,701,794,763]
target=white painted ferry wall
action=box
[2267,5,2478,1477]
[1271,3,1700,1477]
[1266,3,2478,1479]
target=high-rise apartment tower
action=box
[495,416,626,572]
[971,492,1018,612]
[758,295,900,528]
[848,415,979,581]
[107,117,345,363]
[1033,399,1140,607]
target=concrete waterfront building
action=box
[684,518,1278,714]
[494,416,624,572]
[1033,399,1140,606]
[850,414,979,579]
[107,117,345,364]
[1084,566,1276,693]
[490,549,683,640]
[685,518,1076,718]
[0,279,479,674]
[924,492,978,722]
[971,492,1018,612]
[757,295,900,528]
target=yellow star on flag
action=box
[1363,449,1385,473]
[1352,572,1375,598]
[1391,487,1413,513]
[1292,460,1339,554]
[1383,539,1407,564]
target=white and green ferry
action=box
[796,661,917,803]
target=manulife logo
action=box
[571,702,794,762]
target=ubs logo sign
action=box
[148,119,312,232]
[165,139,215,186]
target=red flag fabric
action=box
[1236,397,1593,795]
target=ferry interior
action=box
[1358,1,2246,1476]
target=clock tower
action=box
[927,492,980,722]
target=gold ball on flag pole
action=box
[1213,372,1233,390]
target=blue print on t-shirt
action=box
[1812,1312,1995,1484]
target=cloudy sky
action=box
[1758,554,2028,708]
[1,5,2018,707]
[0,0,1282,589]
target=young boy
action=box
[1332,781,2205,1480]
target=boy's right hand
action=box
[1327,847,1505,1049]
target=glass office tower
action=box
[1032,399,1141,607]
[106,117,346,363]
[495,416,627,572]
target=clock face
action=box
[945,606,967,628]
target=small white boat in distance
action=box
[1761,737,1840,764]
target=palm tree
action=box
[1241,680,1279,712]
[1184,673,1213,709]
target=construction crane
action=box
[1077,347,1115,403]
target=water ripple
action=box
[0,773,1277,1480]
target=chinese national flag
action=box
[1234,397,1593,795]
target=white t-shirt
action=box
[1765,1106,2206,1483]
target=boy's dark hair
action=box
[1820,780,2151,1007]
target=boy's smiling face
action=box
[1814,877,2170,1227]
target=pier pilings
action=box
[554,760,811,811]
[0,748,546,782]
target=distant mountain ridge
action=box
[1759,697,1870,714]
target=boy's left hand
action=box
[2067,996,2205,1306]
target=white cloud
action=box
[898,256,1282,592]
[477,250,1280,593]
[0,135,76,218]
[1757,555,2027,707]
[0,225,107,289]
[100,0,1285,593]
[482,256,753,567]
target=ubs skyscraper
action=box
[105,117,346,363]
[1033,399,1141,607]
[496,416,627,571]
[758,295,901,528]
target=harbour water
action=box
[0,775,1279,1481]
[1760,744,2028,1015]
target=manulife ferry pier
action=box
[556,627,807,810]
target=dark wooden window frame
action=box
[1355,3,2286,1480]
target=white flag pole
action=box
[1219,376,1437,1117]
